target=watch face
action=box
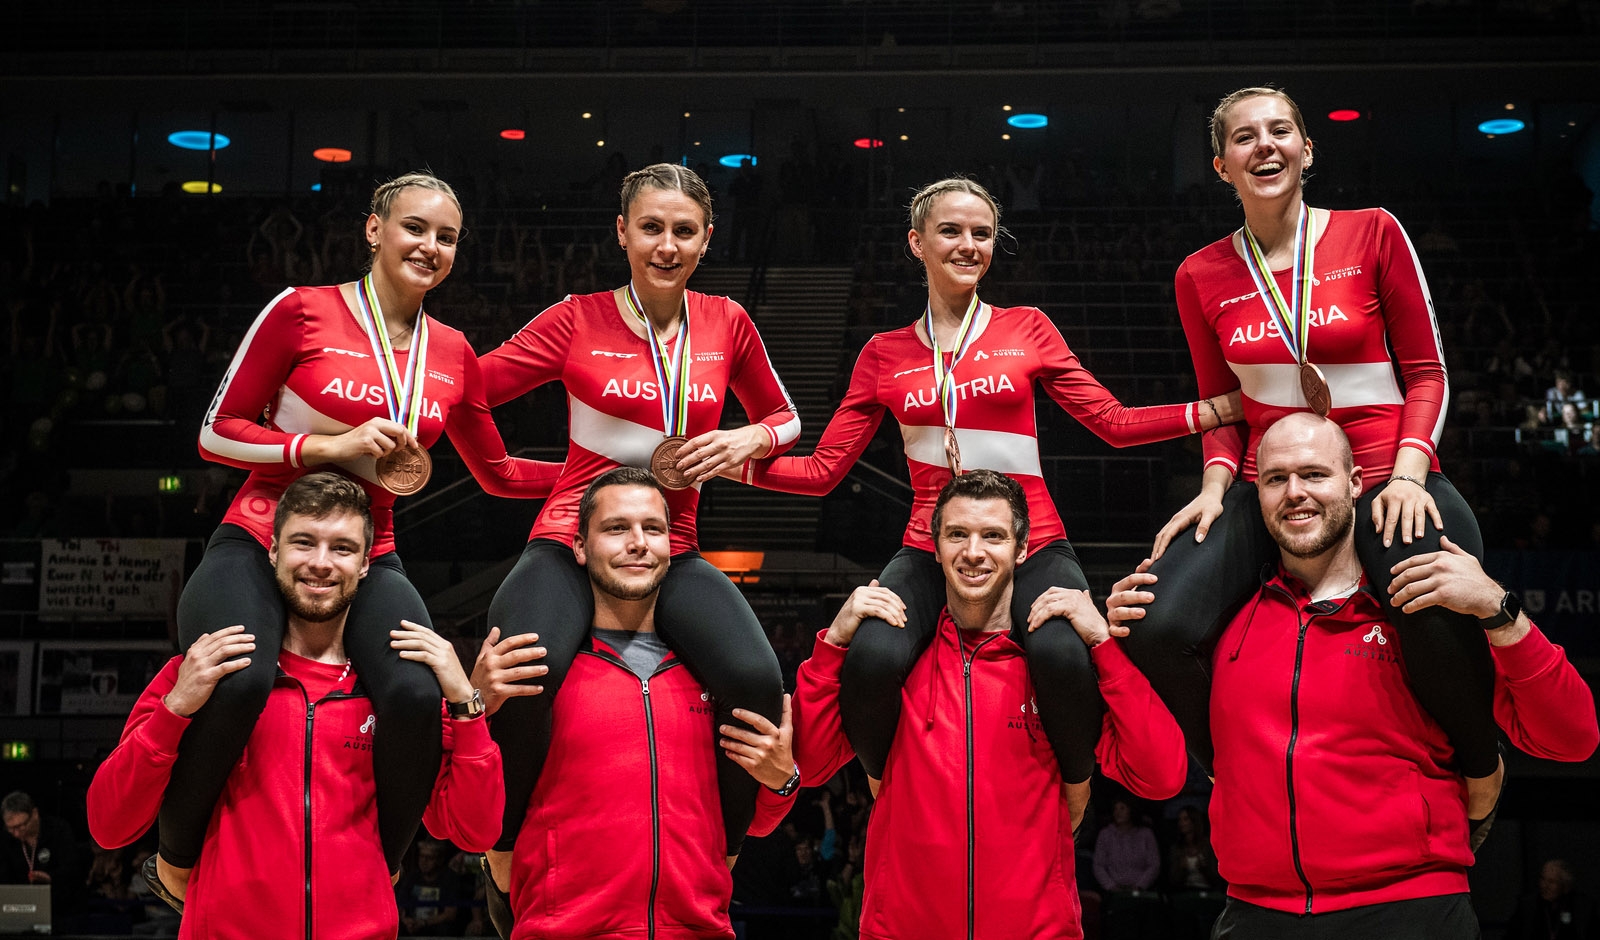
[1502,592,1522,621]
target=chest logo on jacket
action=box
[344,714,376,751]
[689,688,713,716]
[1346,623,1399,664]
[320,379,445,421]
[1007,697,1044,734]
[601,379,719,403]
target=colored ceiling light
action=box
[310,183,322,192]
[181,181,222,194]
[499,129,526,140]
[719,154,756,168]
[1477,119,1525,135]
[168,131,230,151]
[1328,109,1361,122]
[853,138,884,149]
[1006,113,1048,129]
[313,147,352,163]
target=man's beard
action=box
[276,569,359,623]
[588,559,667,602]
[1268,495,1355,559]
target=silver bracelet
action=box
[1390,474,1427,490]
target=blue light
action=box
[1477,119,1525,135]
[310,183,322,192]
[719,154,756,168]
[1006,114,1048,129]
[167,131,231,151]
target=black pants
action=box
[1212,893,1479,939]
[1123,475,1498,778]
[163,524,442,870]
[840,539,1105,783]
[488,538,784,856]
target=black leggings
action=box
[488,538,784,856]
[162,524,443,871]
[839,539,1105,783]
[1122,475,1498,778]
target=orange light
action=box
[703,551,764,584]
[312,147,352,163]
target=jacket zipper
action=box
[303,692,315,940]
[962,634,1003,940]
[580,648,682,940]
[1274,584,1315,915]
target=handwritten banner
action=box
[39,538,185,619]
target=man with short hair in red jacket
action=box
[472,466,798,940]
[1109,413,1599,937]
[87,472,504,940]
[793,469,1188,940]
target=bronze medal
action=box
[943,426,963,477]
[376,443,432,496]
[1300,362,1332,417]
[651,435,692,490]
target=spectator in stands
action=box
[1547,370,1587,421]
[1167,804,1220,892]
[1093,798,1161,893]
[1506,859,1600,940]
[395,839,465,936]
[1,790,88,911]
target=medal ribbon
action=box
[353,274,430,434]
[623,282,692,437]
[923,293,984,430]
[1240,204,1316,367]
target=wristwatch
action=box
[447,689,486,719]
[1477,591,1522,631]
[768,764,802,798]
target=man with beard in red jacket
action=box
[1109,413,1598,938]
[87,472,503,940]
[793,469,1188,940]
[471,467,798,940]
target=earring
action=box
[368,241,378,252]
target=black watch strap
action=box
[769,765,802,798]
[1477,591,1521,631]
[447,689,486,719]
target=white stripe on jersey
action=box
[271,385,356,437]
[568,398,703,489]
[199,287,296,467]
[1228,361,1404,410]
[901,424,1043,478]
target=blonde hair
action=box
[1208,86,1309,160]
[619,163,714,225]
[369,172,463,223]
[908,177,1001,233]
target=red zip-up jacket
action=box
[794,615,1187,940]
[508,637,796,940]
[87,652,504,940]
[1211,568,1598,915]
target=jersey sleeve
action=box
[1091,639,1188,800]
[444,350,562,498]
[791,630,857,787]
[1490,621,1599,762]
[198,288,316,469]
[1374,209,1448,461]
[478,298,576,408]
[725,300,802,456]
[421,710,506,852]
[742,341,886,495]
[1031,309,1203,447]
[1176,263,1247,476]
[86,659,187,850]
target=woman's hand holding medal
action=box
[673,425,773,485]
[303,417,418,464]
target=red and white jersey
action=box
[480,290,800,553]
[743,305,1205,552]
[1177,208,1446,490]
[200,285,559,557]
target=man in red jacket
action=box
[472,467,798,940]
[793,469,1188,940]
[1109,413,1598,937]
[87,472,503,940]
